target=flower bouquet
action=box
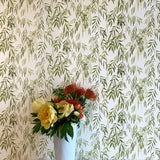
[31,83,97,141]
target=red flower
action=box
[75,87,85,97]
[66,99,81,106]
[65,83,77,94]
[85,89,97,100]
[54,98,63,103]
[79,113,83,118]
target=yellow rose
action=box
[32,98,46,113]
[38,103,57,129]
[56,100,74,119]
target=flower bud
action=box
[75,104,81,109]
[74,111,80,117]
[78,108,83,113]
[79,113,83,119]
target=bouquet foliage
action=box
[31,83,97,141]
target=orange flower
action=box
[78,108,83,113]
[85,89,97,100]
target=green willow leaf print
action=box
[0,0,160,160]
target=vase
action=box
[54,123,77,160]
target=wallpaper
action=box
[0,0,160,159]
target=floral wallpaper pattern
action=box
[0,0,160,159]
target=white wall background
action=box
[0,0,160,159]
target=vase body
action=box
[54,124,77,160]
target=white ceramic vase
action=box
[54,123,77,160]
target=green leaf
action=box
[64,134,69,142]
[41,127,50,135]
[33,123,41,134]
[50,123,59,137]
[33,118,40,123]
[70,115,79,123]
[60,123,67,139]
[53,88,66,99]
[41,127,47,134]
[66,123,73,139]
[58,122,74,141]
[31,113,38,117]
